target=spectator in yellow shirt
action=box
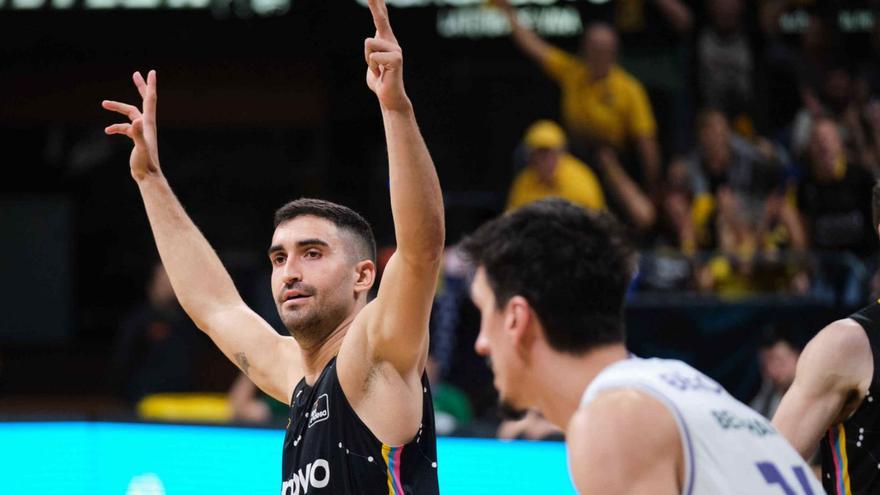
[507,120,606,212]
[491,0,662,195]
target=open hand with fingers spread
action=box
[102,70,161,182]
[364,0,410,113]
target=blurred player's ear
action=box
[506,296,536,355]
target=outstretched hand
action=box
[364,0,410,112]
[102,70,161,181]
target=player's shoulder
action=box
[804,317,871,364]
[568,389,681,491]
[796,317,873,389]
[572,387,679,438]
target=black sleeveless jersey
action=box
[280,357,440,495]
[821,301,880,495]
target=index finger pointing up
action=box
[368,0,395,40]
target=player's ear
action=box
[505,296,536,353]
[354,259,376,294]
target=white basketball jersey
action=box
[580,357,824,494]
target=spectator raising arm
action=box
[490,0,553,65]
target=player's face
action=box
[269,216,359,340]
[471,268,530,417]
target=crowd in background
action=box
[99,0,880,439]
[495,0,880,302]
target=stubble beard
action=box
[280,298,350,348]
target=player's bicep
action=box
[367,251,440,373]
[568,390,681,495]
[772,320,871,458]
[201,304,302,404]
[772,379,841,459]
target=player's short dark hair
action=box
[274,198,377,264]
[460,198,636,355]
[872,181,880,234]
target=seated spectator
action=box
[664,110,805,295]
[109,262,207,404]
[491,0,661,194]
[796,118,876,305]
[506,120,606,212]
[750,327,800,419]
[797,118,876,258]
[666,109,803,254]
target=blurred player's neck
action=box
[532,343,628,430]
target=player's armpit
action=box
[772,319,873,459]
[567,389,682,495]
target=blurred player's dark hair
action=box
[461,198,636,355]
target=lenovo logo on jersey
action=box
[308,394,330,429]
[281,459,330,495]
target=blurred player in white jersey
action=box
[461,198,822,494]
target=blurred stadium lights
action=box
[351,0,590,39]
[778,7,875,34]
[437,6,581,38]
[838,9,875,32]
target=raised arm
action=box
[490,0,554,65]
[357,0,445,377]
[772,319,873,458]
[102,71,301,404]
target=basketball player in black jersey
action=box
[773,182,880,494]
[101,1,443,493]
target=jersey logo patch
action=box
[308,394,330,429]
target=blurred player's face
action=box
[269,216,368,342]
[471,268,530,418]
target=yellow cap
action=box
[523,120,567,150]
